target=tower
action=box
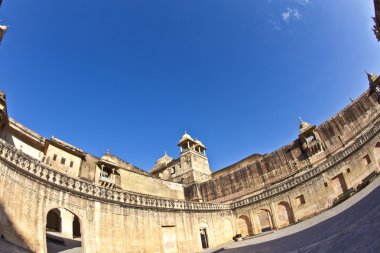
[150,131,212,185]
[177,131,212,184]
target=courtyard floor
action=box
[206,175,380,253]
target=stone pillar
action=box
[269,203,279,230]
[60,208,74,239]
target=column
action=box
[269,203,279,230]
[60,208,74,239]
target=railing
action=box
[0,119,379,211]
[99,175,115,184]
[231,120,380,209]
[0,139,230,211]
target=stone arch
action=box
[44,207,83,253]
[256,209,273,233]
[222,218,234,242]
[199,222,210,249]
[237,215,253,237]
[277,201,294,228]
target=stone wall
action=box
[194,91,380,203]
[0,139,235,252]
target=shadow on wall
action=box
[0,201,32,252]
[0,201,83,253]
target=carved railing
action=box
[231,121,380,209]
[0,140,230,211]
[0,119,379,211]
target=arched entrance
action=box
[45,208,82,253]
[277,202,294,228]
[237,215,253,237]
[199,222,210,249]
[257,209,272,233]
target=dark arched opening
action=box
[46,209,61,233]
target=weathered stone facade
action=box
[0,75,379,252]
[1,2,380,252]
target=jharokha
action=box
[1,1,380,253]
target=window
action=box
[70,161,74,168]
[53,154,57,161]
[324,182,328,187]
[171,167,176,175]
[61,157,66,165]
[363,154,371,165]
[346,168,351,173]
[296,195,306,206]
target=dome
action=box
[195,139,206,149]
[100,150,118,166]
[299,117,313,133]
[178,131,194,144]
[154,151,173,166]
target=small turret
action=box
[0,25,6,45]
[0,90,8,128]
[367,72,380,102]
[298,117,324,159]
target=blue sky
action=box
[0,0,379,171]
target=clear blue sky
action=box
[0,0,379,171]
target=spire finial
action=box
[350,97,354,102]
[164,150,167,156]
[298,116,303,123]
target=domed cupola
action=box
[155,151,173,166]
[97,150,120,188]
[177,131,196,152]
[150,151,173,174]
[178,131,194,144]
[298,118,324,159]
[194,139,207,154]
[299,117,313,134]
[0,25,7,45]
[367,72,380,102]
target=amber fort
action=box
[0,1,380,253]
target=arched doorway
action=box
[257,209,272,233]
[237,215,253,237]
[277,202,294,228]
[199,222,210,249]
[45,208,82,253]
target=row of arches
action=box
[237,202,294,238]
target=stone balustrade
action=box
[0,140,230,211]
[0,119,379,212]
[231,120,380,209]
